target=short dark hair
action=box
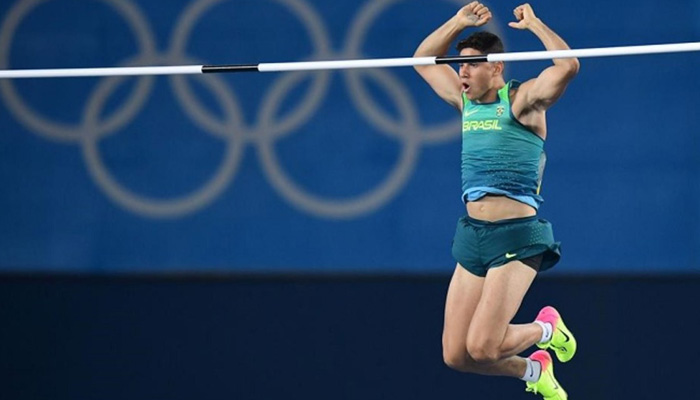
[456,31,504,54]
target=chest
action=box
[462,104,511,135]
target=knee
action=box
[466,338,502,364]
[443,351,470,372]
[442,354,461,371]
[442,344,477,372]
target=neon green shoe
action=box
[535,306,577,362]
[525,350,567,399]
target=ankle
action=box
[521,357,541,382]
[533,320,553,343]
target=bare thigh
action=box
[466,260,537,359]
[442,263,484,368]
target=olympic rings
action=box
[0,0,504,218]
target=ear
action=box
[492,61,504,76]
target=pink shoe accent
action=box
[529,350,552,371]
[535,306,561,331]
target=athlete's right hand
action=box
[456,1,492,28]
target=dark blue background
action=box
[1,0,699,274]
[2,275,698,400]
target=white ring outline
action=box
[81,55,246,218]
[168,0,333,143]
[0,0,156,142]
[257,67,421,219]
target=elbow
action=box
[413,58,428,74]
[552,58,579,79]
[566,58,580,77]
[413,50,424,73]
[413,49,430,72]
[413,45,428,59]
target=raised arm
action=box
[509,4,580,112]
[414,2,492,110]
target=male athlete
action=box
[414,2,579,399]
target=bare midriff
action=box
[466,195,536,222]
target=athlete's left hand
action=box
[508,3,541,29]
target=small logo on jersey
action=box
[505,252,518,259]
[464,109,480,118]
[496,106,505,117]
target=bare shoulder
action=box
[509,79,547,138]
[509,79,534,113]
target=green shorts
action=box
[451,215,561,277]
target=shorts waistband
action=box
[465,214,538,226]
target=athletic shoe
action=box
[535,306,577,362]
[525,350,567,399]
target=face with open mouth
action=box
[458,48,501,103]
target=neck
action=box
[475,79,506,104]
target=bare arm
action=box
[414,2,492,110]
[510,4,580,112]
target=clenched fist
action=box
[508,3,541,30]
[456,1,492,28]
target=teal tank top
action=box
[461,80,546,209]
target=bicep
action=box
[524,64,578,110]
[414,64,463,110]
